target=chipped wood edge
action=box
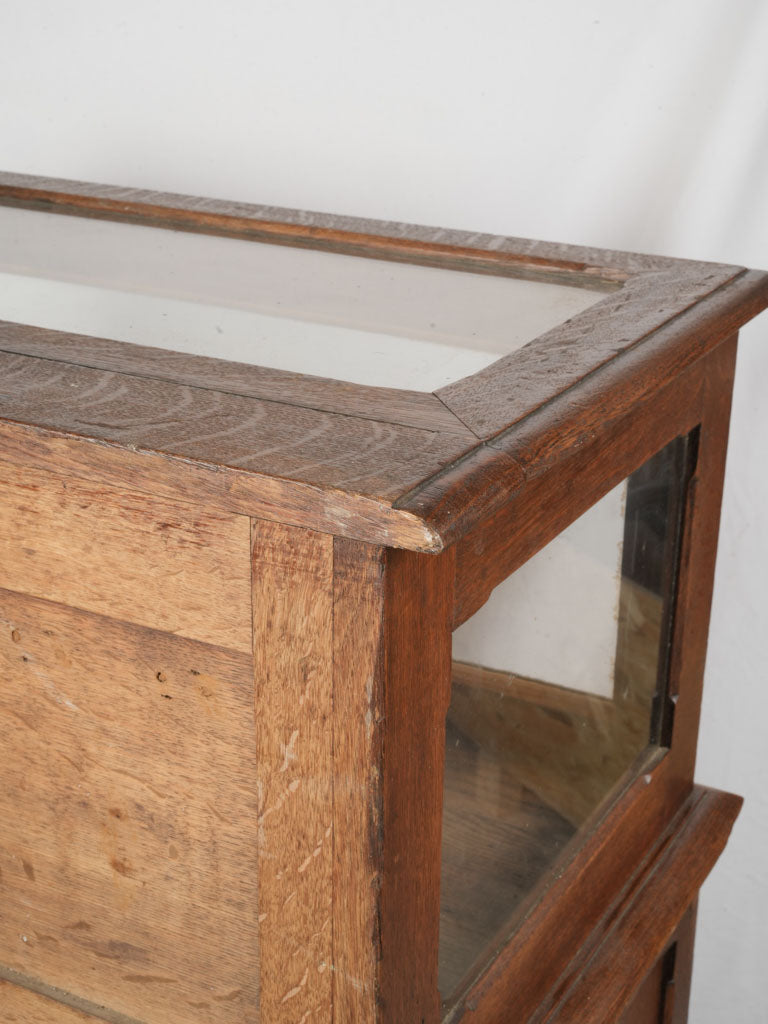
[0,419,445,553]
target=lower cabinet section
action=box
[619,904,697,1024]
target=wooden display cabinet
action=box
[0,172,766,1024]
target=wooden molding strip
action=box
[535,785,742,1023]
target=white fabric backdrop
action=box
[1,1,766,1019]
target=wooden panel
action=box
[0,590,259,1023]
[0,460,251,652]
[0,326,472,436]
[0,169,728,279]
[0,346,476,502]
[435,264,745,438]
[618,953,667,1024]
[405,269,768,552]
[0,977,101,1022]
[0,418,443,554]
[379,547,455,1024]
[529,788,741,1024]
[331,540,386,1024]
[451,343,705,629]
[252,522,334,1023]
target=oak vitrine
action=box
[0,173,766,1024]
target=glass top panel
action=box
[0,206,605,391]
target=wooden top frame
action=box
[1,171,766,552]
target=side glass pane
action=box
[439,437,691,997]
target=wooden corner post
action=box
[252,522,454,1024]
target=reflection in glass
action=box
[0,206,606,391]
[439,437,691,997]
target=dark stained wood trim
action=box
[440,338,743,1024]
[663,336,738,781]
[435,265,746,439]
[403,267,768,551]
[450,344,706,628]
[380,546,455,1024]
[0,171,643,286]
[532,787,741,1024]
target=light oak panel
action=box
[0,977,102,1023]
[332,540,386,1023]
[252,522,334,1023]
[0,460,251,653]
[0,591,259,1023]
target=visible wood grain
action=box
[436,265,747,439]
[0,460,252,652]
[0,347,475,503]
[251,521,334,1023]
[616,902,696,1024]
[0,589,259,1023]
[0,170,648,285]
[1,177,766,551]
[401,268,768,548]
[0,323,473,436]
[445,340,743,1024]
[0,977,103,1022]
[451,348,704,629]
[617,949,667,1024]
[379,547,454,1024]
[331,540,386,1024]
[0,966,142,1024]
[666,336,738,780]
[538,787,741,1024]
[0,419,444,553]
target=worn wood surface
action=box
[402,268,768,549]
[0,345,475,503]
[538,788,740,1024]
[435,265,744,438]
[0,323,471,436]
[451,335,705,629]
[0,459,252,652]
[0,976,103,1023]
[251,522,334,1023]
[0,418,444,553]
[0,590,259,1023]
[331,540,386,1024]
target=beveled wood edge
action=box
[402,267,768,550]
[1,172,766,553]
[0,418,445,552]
[0,170,653,282]
[532,785,742,1024]
[434,261,744,437]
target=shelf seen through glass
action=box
[0,207,605,391]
